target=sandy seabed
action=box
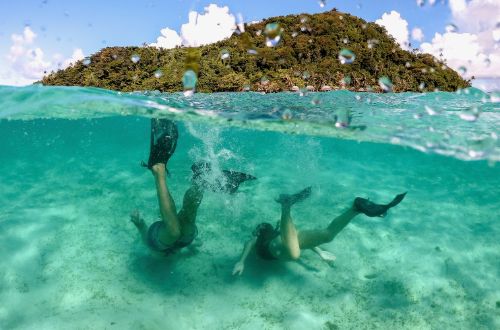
[0,119,498,329]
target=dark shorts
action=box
[147,221,198,255]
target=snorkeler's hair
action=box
[252,222,274,237]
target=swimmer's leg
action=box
[298,207,359,250]
[152,163,182,243]
[177,182,204,238]
[298,193,406,249]
[275,187,312,260]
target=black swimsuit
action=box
[255,223,280,260]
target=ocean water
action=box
[0,85,499,329]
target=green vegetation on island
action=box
[41,9,470,93]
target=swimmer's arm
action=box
[232,237,257,276]
[311,247,336,263]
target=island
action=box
[41,9,469,93]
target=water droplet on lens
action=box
[343,38,349,44]
[338,48,355,64]
[459,107,481,122]
[484,57,491,67]
[493,24,500,42]
[445,24,458,33]
[341,75,351,86]
[82,58,91,66]
[220,49,230,61]
[419,82,426,91]
[378,76,393,92]
[416,0,425,7]
[367,39,379,49]
[458,66,467,75]
[265,22,282,47]
[302,71,310,80]
[182,69,197,94]
[291,31,298,38]
[282,109,292,120]
[300,17,308,24]
[405,62,411,68]
[318,0,326,8]
[154,69,163,78]
[131,54,140,63]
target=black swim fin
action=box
[275,186,312,206]
[354,192,407,217]
[191,162,256,194]
[141,119,178,169]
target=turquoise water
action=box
[0,86,499,329]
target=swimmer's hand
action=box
[312,247,336,265]
[232,261,245,276]
[130,209,143,226]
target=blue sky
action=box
[0,0,498,89]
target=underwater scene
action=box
[0,86,499,329]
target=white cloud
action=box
[1,27,84,86]
[419,0,500,81]
[411,27,424,42]
[63,48,85,68]
[151,4,236,49]
[376,11,410,50]
[151,28,183,49]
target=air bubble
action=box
[458,66,467,75]
[419,82,426,91]
[459,107,481,122]
[378,76,393,92]
[131,54,140,63]
[318,0,326,8]
[265,22,282,47]
[82,58,91,66]
[154,69,163,79]
[484,57,491,67]
[338,49,355,64]
[291,31,298,37]
[416,0,425,7]
[343,38,349,44]
[405,62,411,68]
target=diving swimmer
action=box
[131,118,256,255]
[233,187,406,275]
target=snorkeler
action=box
[131,118,256,255]
[232,187,406,275]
